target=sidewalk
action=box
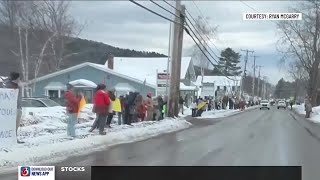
[0,105,191,169]
[292,104,320,124]
[195,105,259,119]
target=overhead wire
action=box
[129,0,183,26]
[150,0,180,19]
[131,0,240,81]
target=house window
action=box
[48,90,59,99]
[224,86,227,91]
[232,86,235,91]
[217,86,220,90]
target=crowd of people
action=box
[65,83,169,136]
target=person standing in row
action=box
[179,96,184,115]
[89,84,110,135]
[106,89,116,128]
[65,84,82,138]
[4,72,24,143]
[145,93,154,121]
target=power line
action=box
[185,23,239,81]
[129,0,183,26]
[150,0,180,19]
[185,15,220,59]
[162,0,177,11]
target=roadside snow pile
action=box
[179,106,192,118]
[196,105,259,119]
[0,106,191,168]
[293,104,320,123]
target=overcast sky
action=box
[69,1,296,85]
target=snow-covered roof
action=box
[195,76,242,87]
[180,83,197,91]
[27,62,155,89]
[44,82,66,90]
[69,79,97,88]
[107,57,192,86]
[114,83,136,92]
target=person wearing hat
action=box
[65,83,82,138]
[145,92,154,121]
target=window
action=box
[22,100,33,107]
[232,86,235,91]
[48,90,59,98]
[31,100,46,107]
[224,86,227,91]
[217,86,220,90]
[40,98,60,107]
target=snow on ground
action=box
[196,105,259,119]
[0,105,191,169]
[293,104,320,123]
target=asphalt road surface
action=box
[2,106,320,180]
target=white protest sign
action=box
[0,88,18,147]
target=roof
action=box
[0,76,7,83]
[107,57,192,86]
[180,82,198,91]
[195,76,242,86]
[27,62,155,89]
[114,83,136,92]
[44,82,66,90]
[69,79,97,88]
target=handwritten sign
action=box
[0,88,18,147]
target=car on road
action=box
[260,100,270,110]
[277,101,287,109]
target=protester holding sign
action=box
[65,84,82,138]
[4,72,24,143]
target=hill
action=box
[0,25,166,79]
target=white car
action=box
[260,100,270,110]
[277,101,287,109]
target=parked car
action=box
[277,101,287,109]
[22,97,62,108]
[260,100,270,110]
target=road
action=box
[2,106,320,180]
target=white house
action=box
[195,76,242,99]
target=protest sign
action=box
[0,88,18,147]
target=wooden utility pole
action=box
[168,0,185,117]
[252,55,258,97]
[240,49,254,97]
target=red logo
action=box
[20,167,30,176]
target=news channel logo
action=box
[18,166,55,180]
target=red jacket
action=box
[93,90,111,115]
[65,90,81,114]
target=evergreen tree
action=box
[213,48,242,76]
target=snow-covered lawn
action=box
[196,105,259,119]
[0,105,191,169]
[293,104,320,123]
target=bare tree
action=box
[191,16,218,79]
[277,1,320,106]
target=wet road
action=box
[2,106,320,180]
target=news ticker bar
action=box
[18,166,302,180]
[243,13,302,20]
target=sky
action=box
[69,1,297,85]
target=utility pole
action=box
[257,65,263,97]
[168,0,185,117]
[240,49,254,98]
[251,55,258,97]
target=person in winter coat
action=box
[305,96,312,118]
[290,100,294,110]
[65,84,82,138]
[135,94,146,121]
[89,84,110,135]
[190,101,197,117]
[179,96,184,114]
[145,93,154,121]
[157,96,165,120]
[118,95,125,125]
[106,89,116,128]
[4,72,24,143]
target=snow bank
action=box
[0,105,191,169]
[196,105,259,119]
[293,104,320,123]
